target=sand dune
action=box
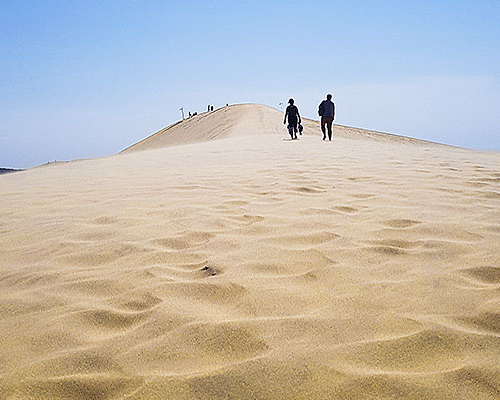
[1,104,500,399]
[121,104,442,153]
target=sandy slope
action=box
[121,104,439,153]
[1,105,500,399]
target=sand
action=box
[1,104,500,399]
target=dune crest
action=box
[121,103,444,153]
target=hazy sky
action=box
[1,1,499,168]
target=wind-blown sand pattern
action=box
[1,104,500,399]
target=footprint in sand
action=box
[460,266,500,284]
[369,239,419,249]
[222,200,249,206]
[92,216,118,225]
[71,308,150,331]
[154,231,214,250]
[368,246,407,256]
[144,261,222,281]
[300,208,336,215]
[333,329,466,373]
[480,191,500,199]
[225,214,264,225]
[381,219,421,228]
[334,206,358,213]
[452,312,500,336]
[293,186,326,194]
[117,293,163,312]
[351,193,376,199]
[467,180,489,188]
[200,265,218,277]
[266,231,340,248]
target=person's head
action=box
[288,98,294,105]
[326,94,332,100]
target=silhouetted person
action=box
[211,105,214,111]
[318,94,335,141]
[284,98,301,140]
[208,105,210,112]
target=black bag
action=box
[318,101,324,116]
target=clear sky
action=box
[1,0,499,168]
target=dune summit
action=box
[121,104,439,153]
[1,104,500,399]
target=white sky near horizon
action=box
[1,1,499,169]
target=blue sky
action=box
[1,0,499,168]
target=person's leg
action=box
[289,118,298,139]
[321,117,326,140]
[288,125,294,139]
[327,118,333,140]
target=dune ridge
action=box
[1,105,500,399]
[121,103,447,153]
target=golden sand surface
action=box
[1,105,500,399]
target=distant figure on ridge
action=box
[211,105,214,111]
[318,94,336,141]
[283,98,301,140]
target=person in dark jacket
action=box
[284,98,301,140]
[318,94,335,141]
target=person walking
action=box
[283,98,301,140]
[318,94,335,141]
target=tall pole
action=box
[180,107,185,120]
